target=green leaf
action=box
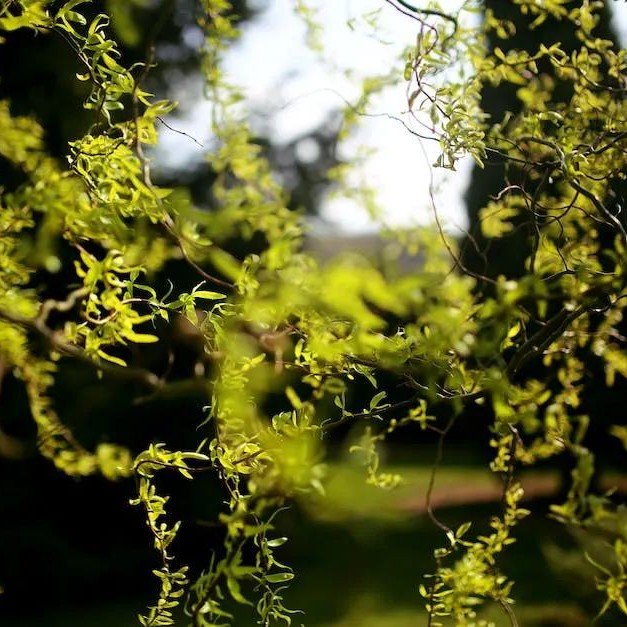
[369,391,387,411]
[226,576,251,605]
[267,537,288,548]
[265,572,294,584]
[192,291,226,300]
[97,350,127,367]
[122,329,159,344]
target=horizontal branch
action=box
[0,307,162,388]
[393,0,458,30]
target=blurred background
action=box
[1,1,627,625]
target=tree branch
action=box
[0,307,160,389]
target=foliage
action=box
[0,0,626,625]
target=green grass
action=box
[5,462,624,626]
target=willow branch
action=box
[393,0,458,30]
[0,307,160,388]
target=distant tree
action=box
[464,0,619,279]
[0,1,625,625]
[459,0,626,506]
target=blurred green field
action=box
[6,461,624,626]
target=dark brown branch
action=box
[568,179,627,245]
[322,394,421,432]
[162,216,235,291]
[37,287,88,325]
[0,307,161,388]
[395,0,458,30]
